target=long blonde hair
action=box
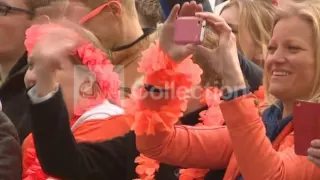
[222,0,275,67]
[264,0,320,104]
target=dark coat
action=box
[0,111,22,180]
[0,54,31,144]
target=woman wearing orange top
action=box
[132,1,320,180]
[22,22,127,179]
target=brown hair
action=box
[135,0,164,28]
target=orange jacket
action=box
[136,94,320,180]
[22,104,130,177]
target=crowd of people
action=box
[0,0,320,179]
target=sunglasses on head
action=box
[79,0,120,24]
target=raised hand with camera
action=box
[159,1,203,62]
[193,12,245,90]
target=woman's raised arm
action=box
[136,125,232,169]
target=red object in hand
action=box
[293,100,320,156]
[174,17,206,45]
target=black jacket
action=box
[238,52,262,91]
[30,89,225,180]
[0,54,31,144]
[30,55,262,180]
[0,111,22,180]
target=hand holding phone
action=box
[159,2,204,61]
[293,100,320,156]
[174,17,206,45]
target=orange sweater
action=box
[136,94,320,180]
[22,114,130,177]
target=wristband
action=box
[144,84,169,93]
[221,87,250,101]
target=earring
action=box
[43,15,51,22]
[79,81,102,99]
[33,15,51,25]
[79,81,97,99]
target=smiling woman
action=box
[134,1,320,180]
[265,4,317,114]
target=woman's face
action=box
[24,58,81,114]
[220,5,258,62]
[265,16,315,101]
[220,5,239,35]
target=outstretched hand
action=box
[160,1,203,62]
[30,25,82,71]
[28,24,83,96]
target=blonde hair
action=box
[69,26,111,68]
[81,28,105,50]
[222,0,275,67]
[264,0,320,104]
